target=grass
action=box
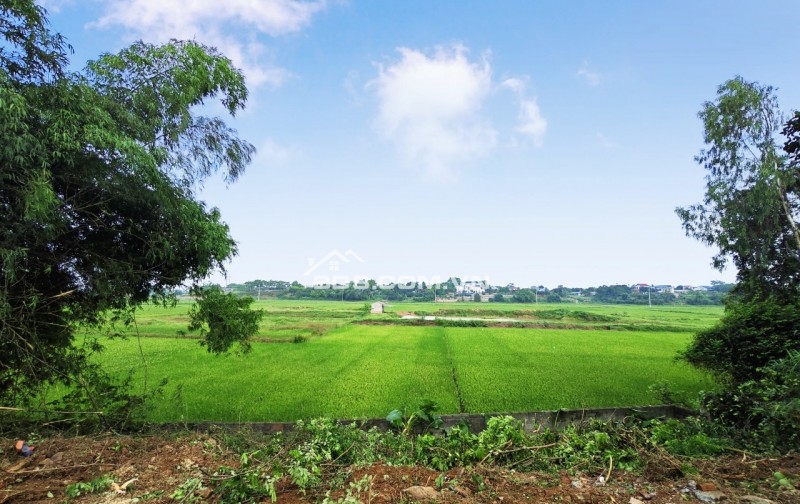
[89,301,719,422]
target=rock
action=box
[698,482,717,492]
[740,496,775,504]
[571,479,583,489]
[680,480,697,494]
[629,498,644,504]
[49,452,64,463]
[693,489,727,502]
[402,486,440,501]
[640,491,657,500]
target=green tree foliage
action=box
[188,286,265,355]
[677,77,800,451]
[593,285,632,303]
[684,296,800,382]
[704,350,800,452]
[512,289,535,303]
[0,1,256,406]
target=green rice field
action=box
[88,300,722,422]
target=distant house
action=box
[370,302,384,314]
[654,285,674,294]
[458,281,486,295]
[631,283,651,294]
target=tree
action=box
[512,289,535,303]
[188,286,264,355]
[676,77,800,392]
[676,77,800,298]
[0,1,258,407]
[675,78,800,451]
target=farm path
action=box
[400,315,523,323]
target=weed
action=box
[65,474,113,500]
[387,399,443,436]
[322,475,374,504]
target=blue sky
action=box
[44,0,799,288]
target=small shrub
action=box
[648,418,729,457]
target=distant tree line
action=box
[223,279,734,305]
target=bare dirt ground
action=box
[1,433,798,503]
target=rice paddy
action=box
[87,300,721,422]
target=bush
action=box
[682,295,800,384]
[702,350,800,453]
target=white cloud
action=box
[89,0,327,87]
[576,60,601,86]
[500,77,525,94]
[517,100,547,147]
[369,44,497,181]
[501,78,547,146]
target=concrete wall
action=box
[180,404,694,435]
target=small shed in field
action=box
[370,302,385,314]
